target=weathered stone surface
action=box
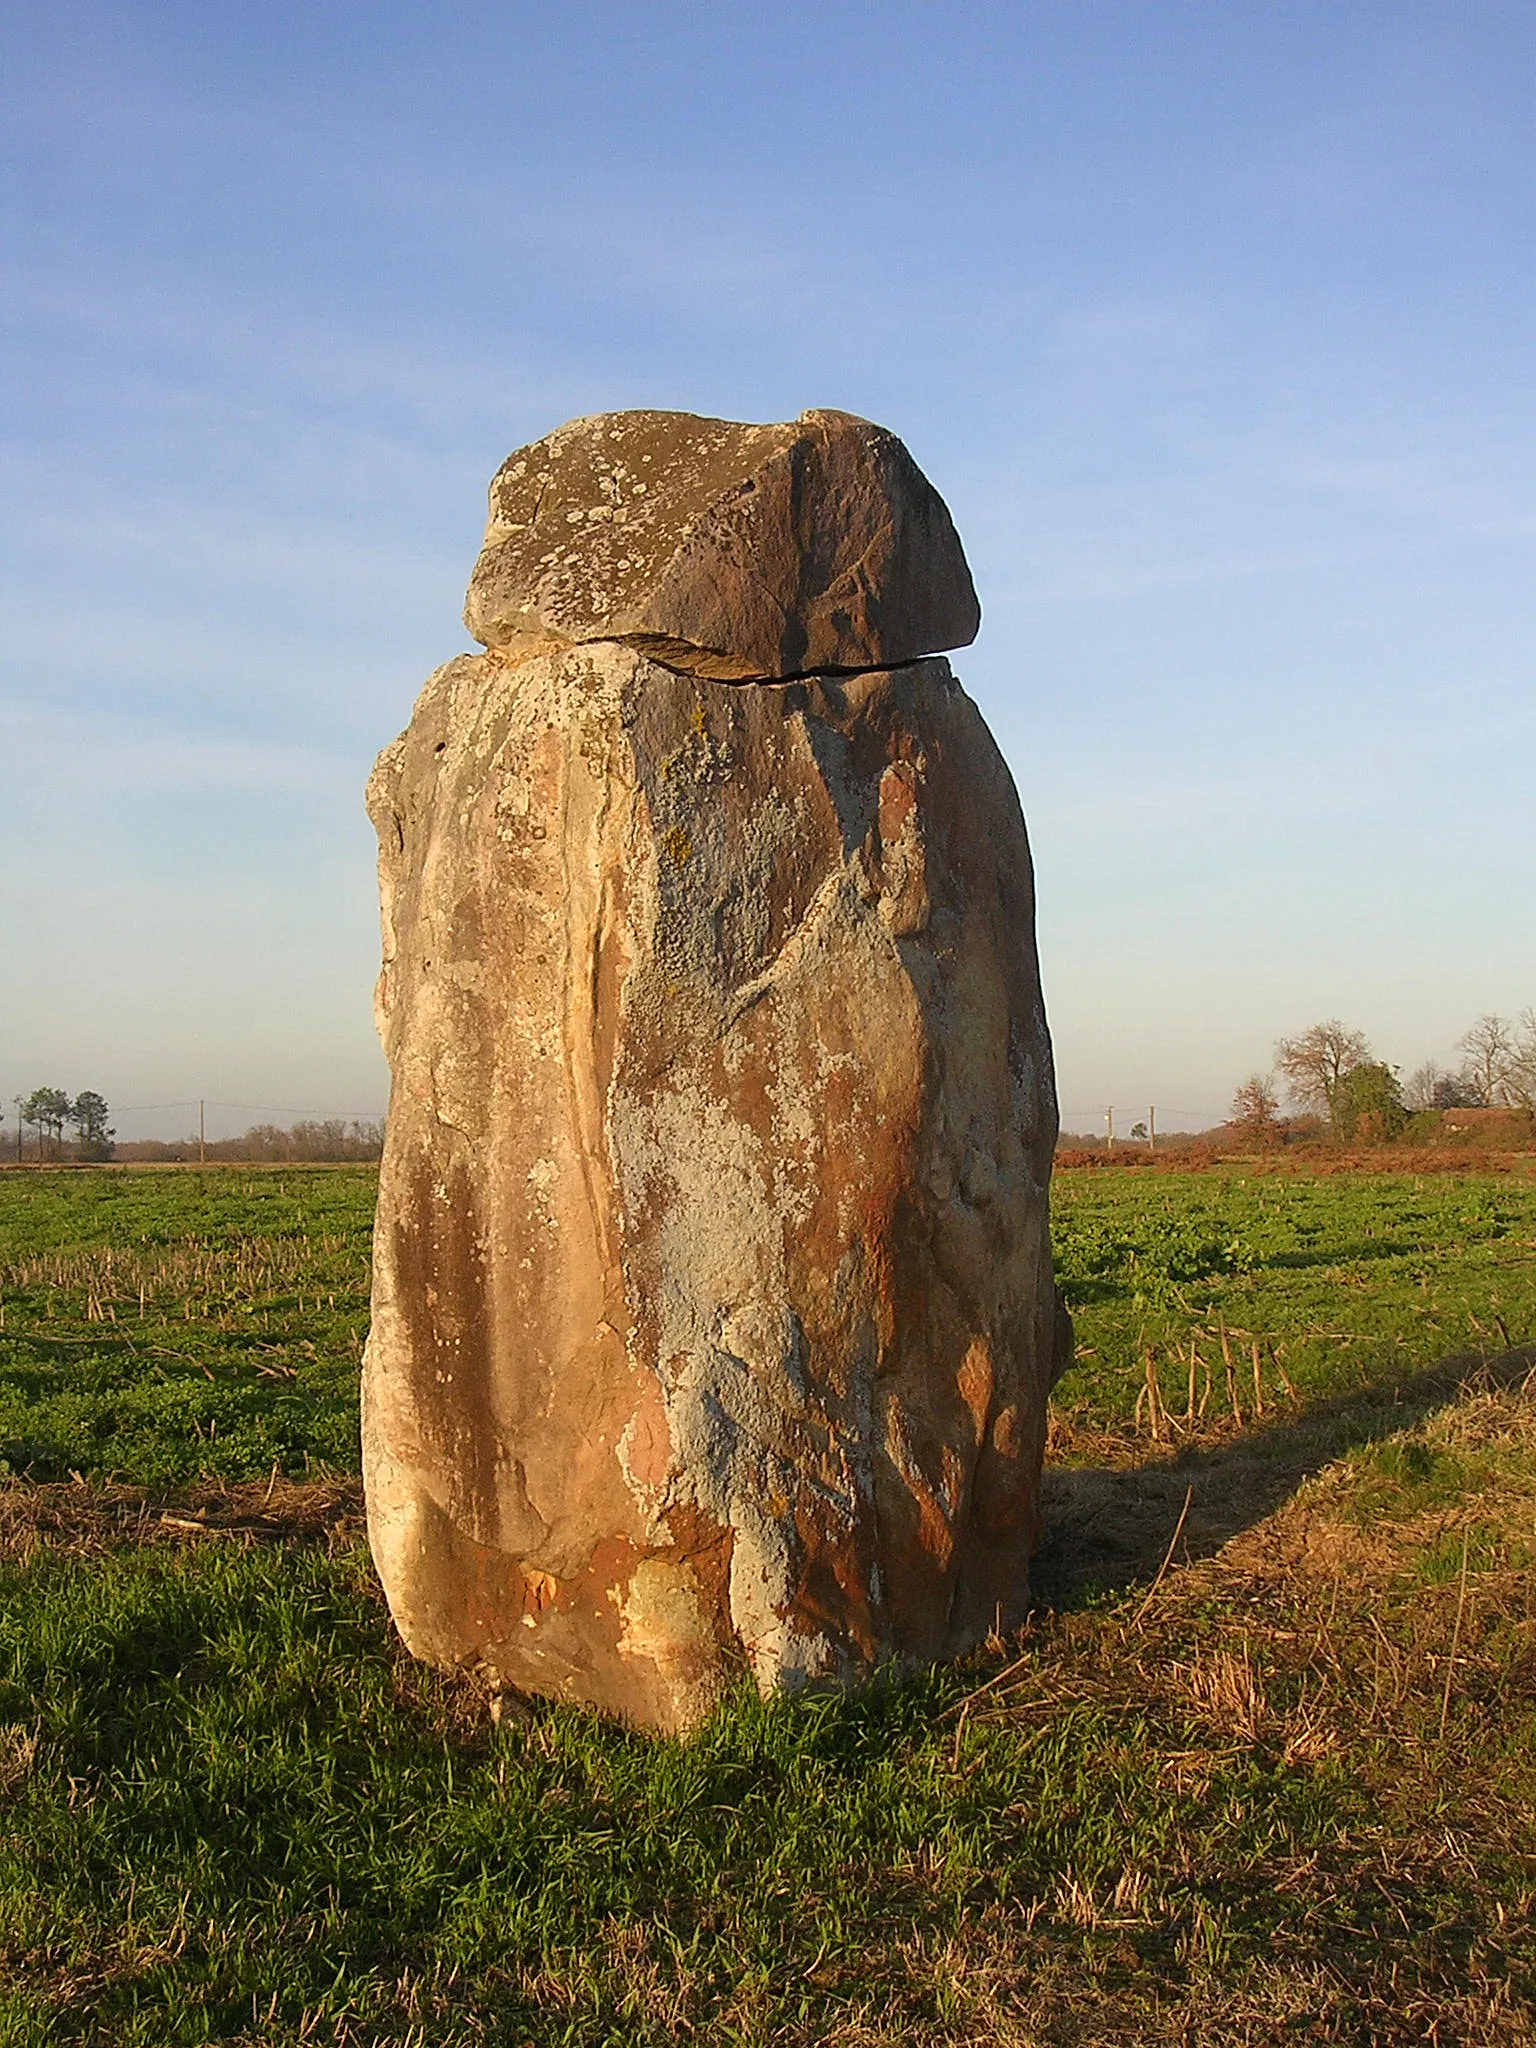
[462,408,980,680]
[364,633,1069,1732]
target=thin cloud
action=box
[0,700,351,799]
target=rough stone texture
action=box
[364,635,1069,1733]
[462,408,980,680]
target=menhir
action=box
[363,407,1071,1732]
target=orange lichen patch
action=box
[520,1565,560,1614]
[957,1336,996,1440]
[620,1378,673,1493]
[877,760,918,838]
[887,1400,957,1573]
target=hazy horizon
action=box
[4,2,1532,1134]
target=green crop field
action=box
[0,1169,373,1488]
[0,1165,1533,2046]
[1054,1165,1536,1432]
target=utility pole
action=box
[1148,1105,1156,1157]
[199,1100,206,1168]
[1105,1105,1114,1150]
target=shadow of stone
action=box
[1031,1344,1536,1612]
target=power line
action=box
[111,1100,385,1119]
[1058,1108,1211,1125]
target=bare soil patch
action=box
[0,1470,363,1563]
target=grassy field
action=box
[0,1165,1533,2046]
[0,1170,372,1486]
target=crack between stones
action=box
[482,633,960,690]
[617,641,959,689]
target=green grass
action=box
[1053,1166,1536,1436]
[4,1523,1528,2047]
[0,1165,1532,2044]
[0,1171,373,1484]
[6,1165,1533,1489]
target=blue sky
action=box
[3,0,1532,1137]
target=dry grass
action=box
[0,1234,353,1326]
[1036,1345,1536,1600]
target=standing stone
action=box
[364,409,1069,1733]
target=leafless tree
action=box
[1404,1061,1440,1113]
[1502,1009,1536,1112]
[1229,1072,1283,1147]
[1274,1021,1370,1123]
[1405,1060,1478,1112]
[1458,1013,1517,1106]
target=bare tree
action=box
[1503,1009,1536,1112]
[1405,1060,1478,1112]
[1228,1072,1283,1148]
[1404,1061,1441,1113]
[1458,1014,1517,1106]
[1274,1021,1370,1126]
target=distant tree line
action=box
[1229,1009,1536,1149]
[2,1097,384,1165]
[116,1119,384,1164]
